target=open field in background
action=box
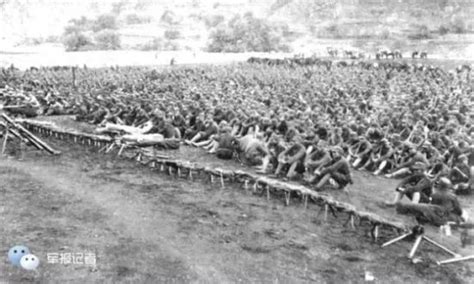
[0,49,291,69]
[0,46,473,71]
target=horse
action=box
[393,50,403,59]
[327,47,338,58]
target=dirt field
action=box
[1,121,473,283]
[1,48,473,70]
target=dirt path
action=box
[1,139,472,283]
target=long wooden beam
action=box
[22,119,407,232]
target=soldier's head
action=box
[434,177,452,193]
[330,146,344,160]
[458,154,468,165]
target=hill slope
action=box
[1,0,473,53]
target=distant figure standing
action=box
[170,57,175,66]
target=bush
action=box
[380,29,391,40]
[161,10,179,25]
[112,1,127,15]
[134,0,149,10]
[126,13,151,25]
[45,35,60,43]
[62,14,121,51]
[94,30,121,50]
[207,14,291,52]
[164,30,181,40]
[438,24,450,35]
[450,17,466,34]
[408,24,431,40]
[64,16,91,35]
[163,41,180,51]
[204,15,225,28]
[63,33,93,51]
[138,38,163,51]
[323,24,344,39]
[92,14,118,32]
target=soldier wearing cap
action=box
[313,146,353,190]
[450,154,471,185]
[386,162,433,206]
[453,154,474,195]
[304,141,331,184]
[274,134,306,180]
[431,178,464,222]
[385,146,429,179]
[371,138,396,175]
[396,178,467,226]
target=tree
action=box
[63,33,93,51]
[94,30,121,50]
[207,14,290,52]
[92,14,118,32]
[164,30,181,40]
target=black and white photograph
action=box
[0,0,473,283]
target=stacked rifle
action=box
[0,113,60,155]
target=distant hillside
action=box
[1,0,473,53]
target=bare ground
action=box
[1,126,473,283]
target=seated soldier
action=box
[45,97,67,116]
[274,135,306,180]
[130,105,150,127]
[343,131,359,161]
[304,145,331,184]
[213,126,236,160]
[235,133,271,171]
[396,178,468,226]
[328,127,344,147]
[450,154,471,187]
[99,105,125,125]
[171,109,187,139]
[313,147,353,190]
[86,104,108,125]
[425,156,450,180]
[385,146,430,178]
[421,141,442,164]
[184,112,206,140]
[349,136,372,168]
[372,138,396,175]
[186,114,218,145]
[264,134,286,174]
[229,117,243,137]
[204,121,231,153]
[386,163,433,206]
[238,114,259,137]
[358,138,381,171]
[4,93,42,118]
[453,155,474,195]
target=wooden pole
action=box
[1,113,60,155]
[72,66,76,90]
[2,124,9,156]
